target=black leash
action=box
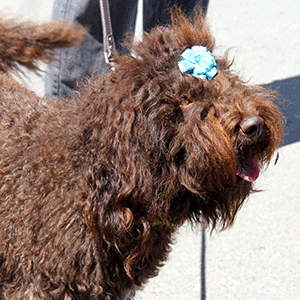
[99,0,116,68]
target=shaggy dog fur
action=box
[0,8,282,300]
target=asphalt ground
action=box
[0,0,299,299]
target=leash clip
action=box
[99,0,116,69]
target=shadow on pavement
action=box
[263,75,300,146]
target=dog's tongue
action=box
[236,156,260,182]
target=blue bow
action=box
[178,46,218,80]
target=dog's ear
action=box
[84,159,154,282]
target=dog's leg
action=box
[0,19,87,73]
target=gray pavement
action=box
[0,0,299,299]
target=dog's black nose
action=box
[239,116,264,139]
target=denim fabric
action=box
[45,0,209,98]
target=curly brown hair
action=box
[0,7,282,300]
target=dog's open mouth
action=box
[236,155,260,182]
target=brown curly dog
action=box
[0,8,282,300]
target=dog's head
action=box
[91,8,281,230]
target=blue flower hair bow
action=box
[178,46,218,80]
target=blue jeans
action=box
[45,0,209,98]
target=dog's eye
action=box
[180,94,192,106]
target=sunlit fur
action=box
[0,8,282,299]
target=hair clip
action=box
[178,45,218,80]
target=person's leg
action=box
[45,0,111,98]
[45,0,141,98]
